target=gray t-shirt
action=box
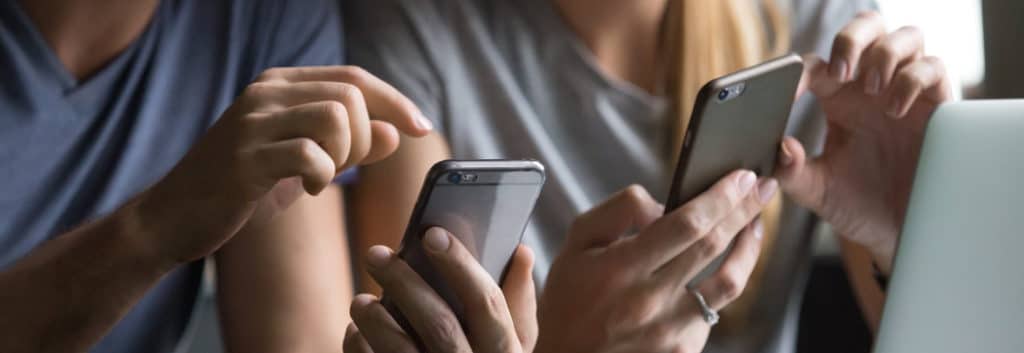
[345,0,873,351]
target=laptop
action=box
[873,100,1024,353]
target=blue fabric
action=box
[0,1,342,352]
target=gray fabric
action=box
[345,0,874,351]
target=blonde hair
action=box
[663,0,789,152]
[662,0,790,331]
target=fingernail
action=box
[759,179,779,204]
[417,113,434,131]
[865,70,881,95]
[753,218,765,240]
[366,246,392,268]
[352,293,375,307]
[831,59,848,82]
[780,142,794,166]
[423,227,451,252]
[738,171,757,195]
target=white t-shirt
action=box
[345,0,875,351]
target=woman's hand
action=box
[535,172,776,353]
[136,66,433,266]
[344,228,537,353]
[779,11,953,274]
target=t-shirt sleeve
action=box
[341,0,446,133]
[250,0,344,73]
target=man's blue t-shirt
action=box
[0,0,342,352]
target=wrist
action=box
[869,245,895,277]
[120,196,182,273]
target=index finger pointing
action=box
[260,66,434,136]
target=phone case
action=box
[382,159,545,348]
[666,54,804,210]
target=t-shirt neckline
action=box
[0,0,164,107]
[527,0,667,110]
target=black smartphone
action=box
[383,159,545,337]
[665,54,803,281]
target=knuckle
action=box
[696,232,729,259]
[671,208,705,236]
[338,83,366,106]
[717,270,746,302]
[295,139,322,163]
[422,314,463,351]
[468,285,509,319]
[621,184,650,206]
[320,101,349,131]
[339,65,372,85]
[896,70,925,89]
[237,113,262,136]
[242,81,276,100]
[255,67,286,82]
[875,41,899,60]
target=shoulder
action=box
[786,0,879,56]
[166,0,338,28]
[161,0,342,92]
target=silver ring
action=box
[691,290,719,326]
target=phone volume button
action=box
[683,130,693,148]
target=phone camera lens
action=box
[448,172,462,184]
[717,89,730,101]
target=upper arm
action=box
[342,0,455,293]
[249,0,344,76]
[216,186,352,353]
[342,0,446,122]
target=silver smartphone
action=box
[665,54,803,282]
[383,160,545,337]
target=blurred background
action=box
[182,1,1022,352]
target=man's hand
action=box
[137,66,433,266]
[536,173,776,353]
[778,11,953,274]
[344,228,537,353]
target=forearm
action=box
[839,238,886,333]
[0,200,174,352]
[217,186,352,353]
[350,133,449,294]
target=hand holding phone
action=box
[349,227,538,353]
[381,160,545,343]
[665,54,803,283]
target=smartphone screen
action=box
[388,160,545,330]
